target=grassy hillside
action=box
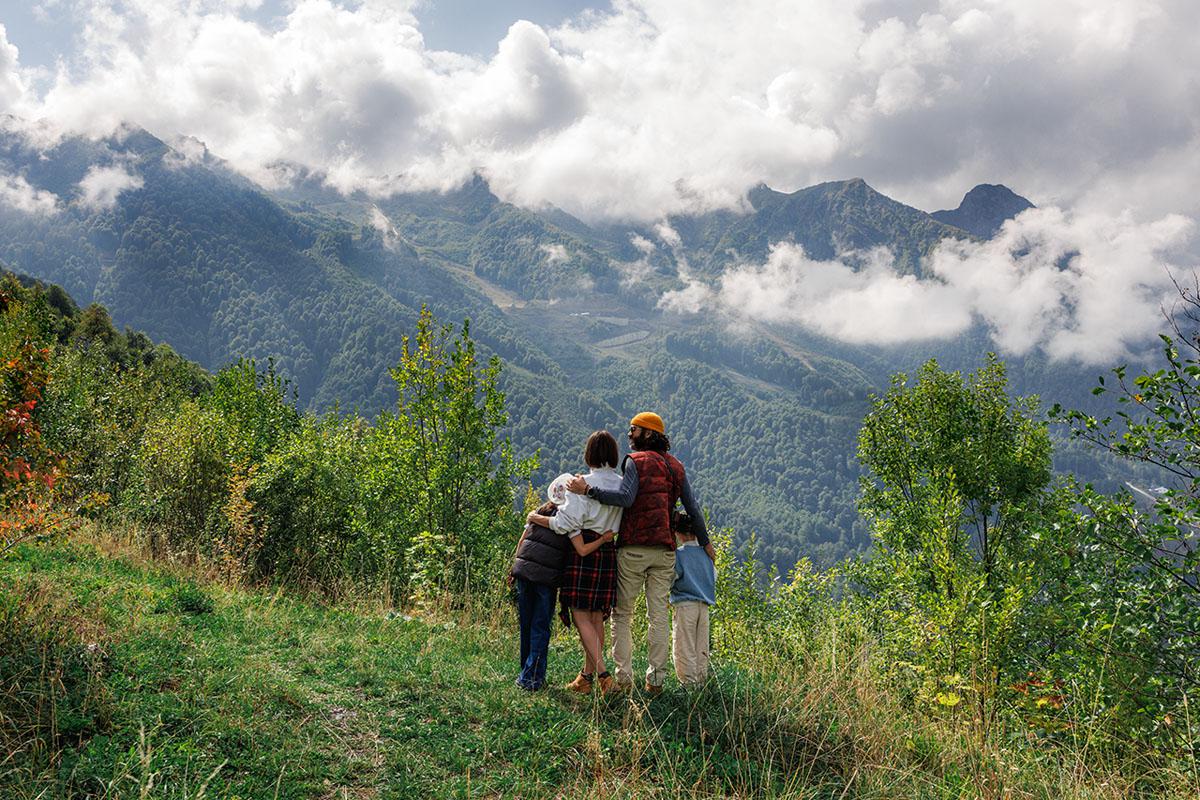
[3,534,1195,800]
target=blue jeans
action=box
[515,577,556,690]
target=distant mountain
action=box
[0,125,1130,569]
[659,178,968,277]
[372,175,625,301]
[932,184,1034,239]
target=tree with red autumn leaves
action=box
[0,278,67,556]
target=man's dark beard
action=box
[629,428,668,452]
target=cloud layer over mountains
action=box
[1,0,1197,222]
[0,0,1196,364]
[659,208,1194,365]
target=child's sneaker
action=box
[565,673,593,693]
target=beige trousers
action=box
[671,600,711,685]
[611,545,676,687]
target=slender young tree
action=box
[381,307,534,599]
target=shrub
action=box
[854,356,1057,723]
[130,399,230,555]
[1049,307,1200,748]
[128,359,300,561]
[1,276,68,556]
[40,343,202,518]
[249,414,362,588]
[200,358,299,466]
[712,528,846,673]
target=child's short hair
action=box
[584,430,619,469]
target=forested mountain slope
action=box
[0,125,1130,568]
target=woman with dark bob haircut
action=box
[526,430,624,694]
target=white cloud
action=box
[0,1,1190,354]
[77,163,143,209]
[660,208,1195,365]
[660,242,971,344]
[162,134,209,169]
[931,207,1194,364]
[0,1,1187,362]
[613,256,654,287]
[540,242,569,264]
[0,24,33,114]
[657,276,715,314]
[0,170,60,214]
[619,235,661,286]
[654,222,682,250]
[630,234,656,256]
[10,0,1189,227]
[367,205,407,251]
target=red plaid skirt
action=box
[559,529,617,613]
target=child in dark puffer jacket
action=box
[509,501,566,691]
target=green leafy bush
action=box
[854,355,1054,714]
[131,399,230,554]
[40,340,204,516]
[1048,317,1200,747]
[249,414,362,588]
[127,358,299,560]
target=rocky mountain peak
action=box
[931,184,1034,239]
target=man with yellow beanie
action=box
[567,411,712,693]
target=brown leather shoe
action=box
[597,674,616,694]
[566,673,594,694]
[644,681,663,695]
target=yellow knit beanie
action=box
[630,412,665,434]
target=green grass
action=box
[1,538,1195,799]
[0,540,823,798]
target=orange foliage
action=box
[1,288,68,553]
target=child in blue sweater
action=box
[670,513,716,686]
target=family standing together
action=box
[509,412,716,694]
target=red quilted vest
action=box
[617,450,685,549]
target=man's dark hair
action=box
[584,430,619,468]
[634,429,670,452]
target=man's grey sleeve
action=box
[589,458,638,507]
[679,474,710,547]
